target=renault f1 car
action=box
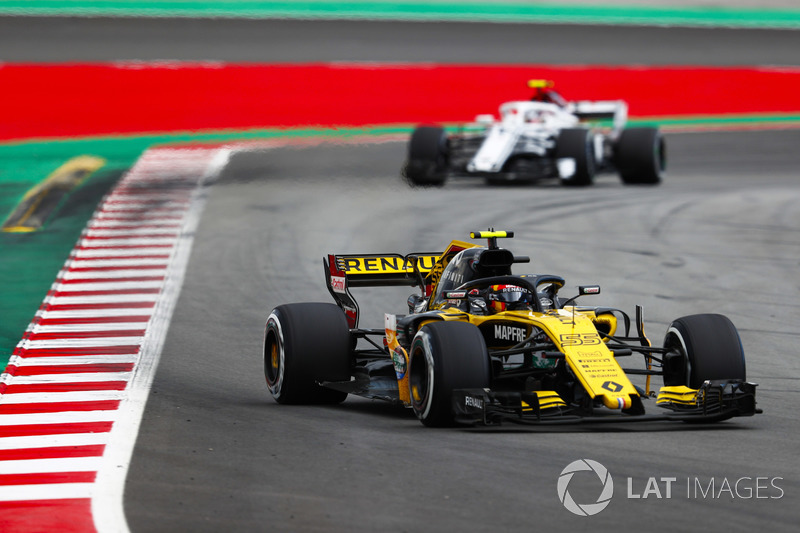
[403,80,666,187]
[263,231,758,427]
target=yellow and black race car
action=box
[263,231,759,427]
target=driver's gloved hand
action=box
[469,297,489,315]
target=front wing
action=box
[452,380,759,426]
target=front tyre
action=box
[555,128,596,186]
[662,313,746,389]
[403,126,449,187]
[615,127,665,185]
[264,303,351,405]
[408,321,491,427]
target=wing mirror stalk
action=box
[561,285,601,308]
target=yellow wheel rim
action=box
[412,385,421,402]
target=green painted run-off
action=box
[0,138,144,369]
[0,1,799,29]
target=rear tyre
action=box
[615,127,665,185]
[408,321,491,427]
[264,303,351,404]
[555,128,595,186]
[403,126,449,187]
[662,313,746,389]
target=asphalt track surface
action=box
[4,15,799,533]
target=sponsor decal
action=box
[601,381,624,393]
[442,269,464,285]
[428,249,465,295]
[576,354,625,381]
[392,346,407,378]
[444,291,467,299]
[428,260,446,286]
[339,254,438,274]
[493,285,525,294]
[532,353,558,369]
[494,324,526,342]
[330,275,346,293]
[465,395,484,409]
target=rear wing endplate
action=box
[324,252,438,328]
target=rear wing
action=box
[327,253,439,288]
[567,100,628,132]
[324,240,477,328]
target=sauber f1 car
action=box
[403,80,666,187]
[263,231,758,427]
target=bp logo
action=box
[557,459,614,516]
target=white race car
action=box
[403,80,665,187]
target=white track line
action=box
[32,324,150,333]
[0,484,96,502]
[0,411,120,425]
[53,282,163,292]
[8,356,138,367]
[9,373,132,384]
[72,247,175,257]
[0,433,111,450]
[0,391,127,403]
[34,309,155,319]
[92,147,230,533]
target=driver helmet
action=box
[487,284,533,313]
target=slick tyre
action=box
[264,303,351,404]
[403,126,449,187]
[408,321,491,427]
[662,313,746,389]
[615,127,665,185]
[556,128,596,186]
